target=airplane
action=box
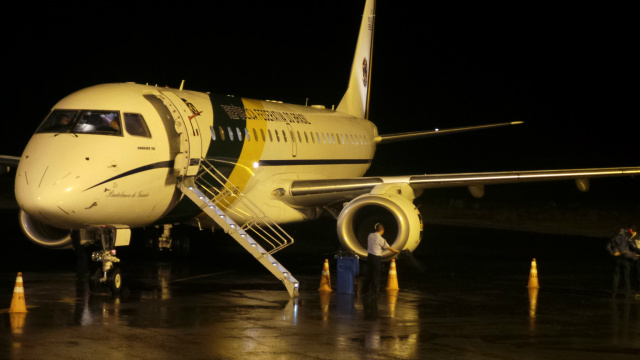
[1,0,639,297]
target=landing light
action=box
[253,162,259,169]
[66,187,72,192]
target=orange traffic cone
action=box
[527,258,540,289]
[9,272,27,313]
[386,259,399,290]
[318,259,332,291]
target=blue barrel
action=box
[335,256,360,294]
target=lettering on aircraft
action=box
[137,146,155,151]
[220,105,311,125]
[362,58,368,87]
[106,190,150,198]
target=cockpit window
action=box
[74,110,121,135]
[36,110,122,135]
[36,110,78,133]
[124,113,151,138]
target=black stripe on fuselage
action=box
[83,160,174,191]
[257,159,371,166]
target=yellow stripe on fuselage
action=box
[213,98,267,209]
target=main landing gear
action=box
[145,224,191,258]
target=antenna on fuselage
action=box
[179,80,185,91]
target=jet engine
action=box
[337,186,423,259]
[19,209,72,249]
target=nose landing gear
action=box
[73,227,124,294]
[90,248,122,294]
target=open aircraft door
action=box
[286,123,297,158]
[149,90,203,177]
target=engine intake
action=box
[337,192,422,259]
[19,209,72,249]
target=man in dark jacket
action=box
[626,226,640,293]
[607,227,639,298]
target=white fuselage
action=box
[15,83,377,230]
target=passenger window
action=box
[282,130,287,142]
[275,130,280,142]
[236,127,243,141]
[228,127,234,141]
[268,129,274,142]
[252,128,258,141]
[210,126,217,141]
[261,129,266,142]
[304,131,309,143]
[244,128,250,141]
[297,131,302,143]
[124,113,151,138]
[219,126,225,141]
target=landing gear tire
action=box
[89,267,106,294]
[108,267,122,294]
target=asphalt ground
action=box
[1,208,640,359]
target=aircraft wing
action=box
[0,155,20,173]
[289,166,640,198]
[374,121,523,144]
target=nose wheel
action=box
[89,266,123,294]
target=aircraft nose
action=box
[15,156,84,228]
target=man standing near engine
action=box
[367,223,400,296]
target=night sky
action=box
[1,1,635,177]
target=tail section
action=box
[337,0,375,120]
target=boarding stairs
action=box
[178,159,299,297]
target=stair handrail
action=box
[193,158,294,253]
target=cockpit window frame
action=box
[123,113,152,138]
[36,110,78,134]
[36,109,123,136]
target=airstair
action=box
[178,159,299,297]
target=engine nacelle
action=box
[19,209,72,249]
[337,188,423,260]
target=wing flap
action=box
[289,166,640,197]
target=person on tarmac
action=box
[626,226,640,293]
[367,223,400,296]
[607,226,639,298]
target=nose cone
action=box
[15,136,88,228]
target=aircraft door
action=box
[286,123,297,157]
[150,90,202,177]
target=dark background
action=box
[1,1,637,236]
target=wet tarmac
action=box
[1,210,640,359]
